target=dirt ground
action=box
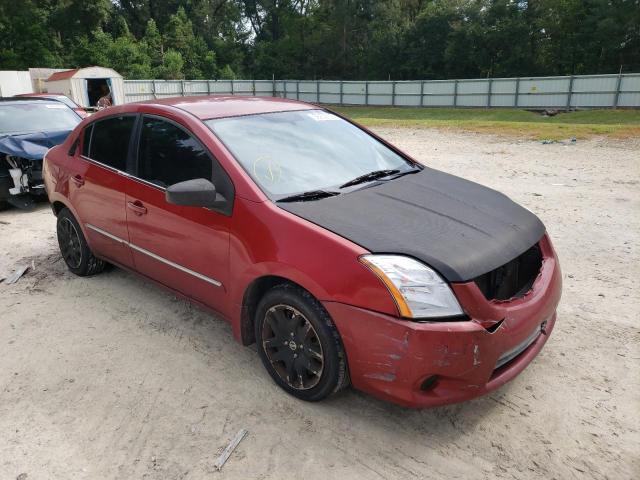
[1,129,638,480]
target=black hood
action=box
[279,168,545,282]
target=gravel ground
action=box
[1,129,638,479]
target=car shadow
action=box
[90,263,520,439]
[17,228,527,449]
[1,196,50,214]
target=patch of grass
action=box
[329,106,640,140]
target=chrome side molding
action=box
[85,223,223,288]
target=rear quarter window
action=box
[81,125,92,157]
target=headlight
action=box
[359,255,464,319]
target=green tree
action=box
[155,49,185,79]
[143,19,164,68]
[218,64,237,79]
[71,29,113,68]
[50,0,113,44]
[164,6,218,78]
[0,0,63,70]
[71,24,152,79]
[1,0,639,81]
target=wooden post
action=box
[152,80,157,99]
[419,81,424,107]
[316,80,320,103]
[391,81,396,106]
[487,78,493,108]
[296,80,300,100]
[365,81,369,106]
[514,77,520,107]
[339,80,343,105]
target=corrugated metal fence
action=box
[124,73,640,109]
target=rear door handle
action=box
[71,174,84,187]
[127,200,147,216]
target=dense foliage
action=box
[1,0,638,80]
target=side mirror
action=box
[166,178,222,208]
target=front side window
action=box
[87,115,135,171]
[206,110,415,197]
[138,117,212,188]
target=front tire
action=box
[255,284,349,402]
[56,208,106,276]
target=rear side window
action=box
[87,116,135,171]
[137,117,212,188]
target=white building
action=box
[45,66,125,107]
[0,71,32,96]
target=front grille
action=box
[474,243,542,301]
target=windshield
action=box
[206,110,414,197]
[0,102,81,135]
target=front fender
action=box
[226,198,400,343]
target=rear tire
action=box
[255,284,349,402]
[56,208,106,276]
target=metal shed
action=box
[45,66,125,108]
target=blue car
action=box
[0,98,82,209]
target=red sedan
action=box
[43,96,562,408]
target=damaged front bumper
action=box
[0,156,45,207]
[324,235,562,408]
[1,130,69,207]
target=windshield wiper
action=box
[339,169,400,189]
[277,190,341,203]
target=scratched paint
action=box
[364,372,397,382]
[473,344,481,366]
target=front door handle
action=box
[71,174,84,187]
[127,200,147,216]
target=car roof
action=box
[135,95,316,120]
[0,97,63,105]
[15,93,67,99]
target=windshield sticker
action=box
[307,111,338,122]
[253,156,282,184]
[45,104,67,109]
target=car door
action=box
[124,114,235,314]
[69,115,136,268]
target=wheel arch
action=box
[240,275,316,346]
[48,195,94,252]
[51,200,67,216]
[48,192,75,218]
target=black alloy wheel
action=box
[255,284,349,402]
[56,208,106,276]
[261,304,325,390]
[57,216,83,269]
